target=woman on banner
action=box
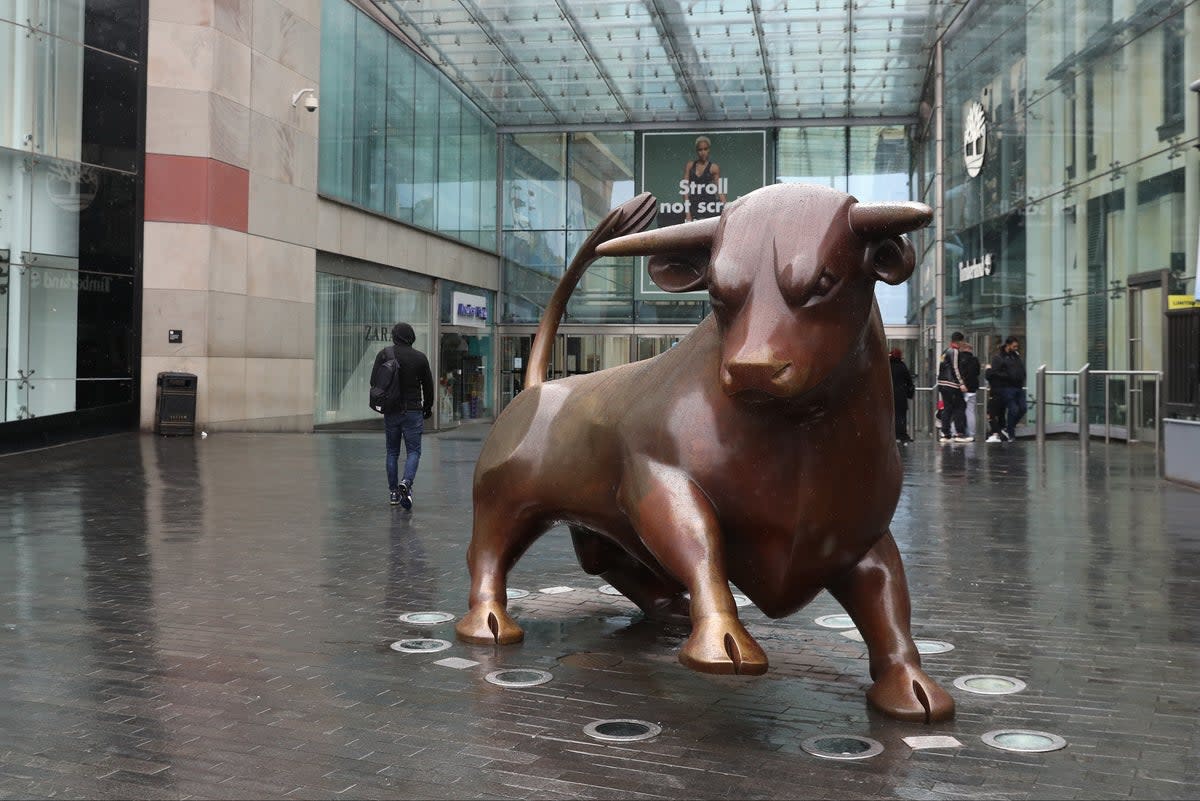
[682,136,727,221]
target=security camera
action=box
[291,88,318,113]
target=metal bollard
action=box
[1077,363,1090,454]
[1036,365,1046,445]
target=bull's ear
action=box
[648,250,711,293]
[596,216,720,293]
[864,235,916,286]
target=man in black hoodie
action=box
[985,335,1027,442]
[371,322,435,508]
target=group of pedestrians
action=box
[889,333,1028,445]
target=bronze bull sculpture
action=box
[456,184,954,723]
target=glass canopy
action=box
[372,0,961,127]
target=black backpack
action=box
[369,347,404,414]
[937,355,954,383]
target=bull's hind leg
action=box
[455,505,544,645]
[570,526,689,624]
[623,465,768,675]
[826,530,955,723]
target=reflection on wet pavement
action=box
[1,431,1197,799]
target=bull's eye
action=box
[810,269,838,299]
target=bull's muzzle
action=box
[721,350,799,397]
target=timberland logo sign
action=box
[958,253,993,282]
[963,101,987,178]
[46,162,99,212]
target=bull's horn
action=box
[596,216,720,256]
[848,201,933,239]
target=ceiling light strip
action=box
[748,0,778,119]
[643,0,705,119]
[496,115,918,135]
[845,0,855,117]
[451,0,563,124]
[380,0,496,117]
[550,0,635,121]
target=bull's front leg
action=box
[826,530,954,723]
[623,462,767,675]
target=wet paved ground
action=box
[1,428,1198,800]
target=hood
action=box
[392,323,416,346]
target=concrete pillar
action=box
[141,0,320,432]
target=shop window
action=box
[1065,85,1077,180]
[1158,15,1185,140]
[1084,71,1097,172]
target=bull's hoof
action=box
[866,663,955,723]
[678,614,768,676]
[455,601,523,645]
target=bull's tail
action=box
[524,193,657,390]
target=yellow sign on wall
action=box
[1168,295,1200,310]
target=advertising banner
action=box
[638,131,767,298]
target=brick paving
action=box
[0,429,1197,800]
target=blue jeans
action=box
[996,387,1027,439]
[385,410,424,491]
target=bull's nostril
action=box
[773,362,792,379]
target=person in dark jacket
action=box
[985,335,1027,442]
[371,322,435,508]
[936,331,970,443]
[889,348,915,444]
[956,341,981,440]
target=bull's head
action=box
[596,184,930,400]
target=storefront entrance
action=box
[498,329,693,410]
[1127,271,1168,442]
[438,329,492,425]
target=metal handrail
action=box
[1034,364,1163,450]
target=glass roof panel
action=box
[371,0,959,126]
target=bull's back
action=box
[474,358,668,515]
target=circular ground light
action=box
[814,614,856,629]
[559,652,623,669]
[953,674,1027,695]
[398,611,456,625]
[506,588,529,600]
[484,668,553,688]
[390,638,452,653]
[981,729,1066,753]
[583,719,662,743]
[800,734,884,760]
[597,584,624,596]
[915,639,955,654]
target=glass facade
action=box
[502,132,640,324]
[0,1,144,430]
[314,272,432,427]
[502,127,917,329]
[777,126,916,325]
[318,0,498,250]
[924,0,1198,431]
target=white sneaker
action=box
[953,436,973,443]
[986,434,1002,443]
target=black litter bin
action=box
[155,372,197,436]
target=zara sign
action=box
[452,291,489,328]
